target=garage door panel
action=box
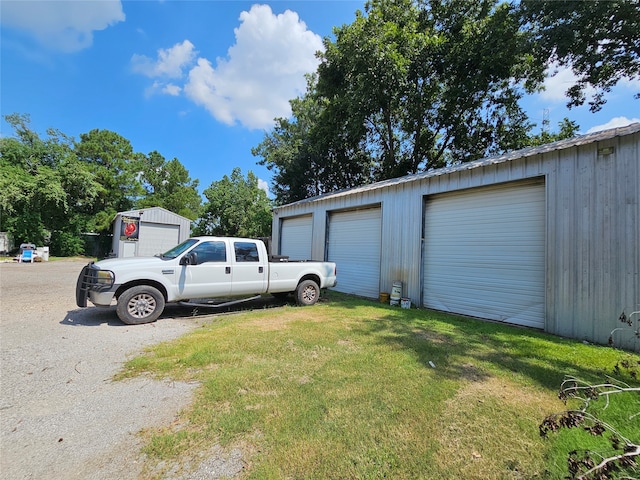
[328,208,381,298]
[280,215,312,260]
[428,287,544,322]
[138,223,180,257]
[423,181,545,329]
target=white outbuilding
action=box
[272,123,640,350]
[111,207,191,258]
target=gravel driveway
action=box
[0,259,228,479]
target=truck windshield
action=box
[159,239,198,259]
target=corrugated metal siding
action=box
[117,207,191,241]
[272,125,640,350]
[378,182,424,300]
[546,134,640,350]
[113,207,191,257]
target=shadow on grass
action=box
[324,291,633,391]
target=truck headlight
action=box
[96,269,115,287]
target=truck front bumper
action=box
[89,290,117,306]
[76,263,116,307]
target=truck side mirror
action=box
[180,251,198,266]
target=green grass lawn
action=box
[118,292,640,480]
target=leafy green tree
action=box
[0,114,100,254]
[254,0,546,204]
[318,0,542,170]
[137,150,201,220]
[194,168,272,238]
[253,75,373,205]
[74,129,144,231]
[1,114,204,255]
[519,0,640,112]
[527,118,580,147]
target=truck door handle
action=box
[259,266,264,273]
[225,267,231,274]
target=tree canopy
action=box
[255,0,638,205]
[194,167,272,238]
[520,0,640,112]
[1,115,278,256]
[1,114,102,254]
[0,114,202,256]
[137,151,202,221]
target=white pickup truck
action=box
[76,237,337,325]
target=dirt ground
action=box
[0,259,247,479]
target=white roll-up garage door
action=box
[328,207,381,298]
[422,180,545,328]
[280,215,313,260]
[138,223,180,257]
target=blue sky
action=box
[1,1,638,197]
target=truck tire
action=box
[116,285,165,325]
[295,279,320,306]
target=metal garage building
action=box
[272,123,640,350]
[112,207,191,258]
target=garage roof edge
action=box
[275,122,640,210]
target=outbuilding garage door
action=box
[138,223,180,257]
[280,215,313,260]
[328,207,381,298]
[422,180,545,328]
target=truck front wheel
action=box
[116,285,165,325]
[295,279,320,306]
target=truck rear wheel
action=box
[295,279,320,306]
[116,285,165,325]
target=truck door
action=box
[178,240,232,298]
[231,241,268,295]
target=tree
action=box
[519,0,640,112]
[137,151,201,220]
[318,0,544,170]
[527,118,580,147]
[194,168,272,238]
[74,129,144,231]
[1,113,204,256]
[0,114,100,254]
[253,75,374,206]
[254,0,545,203]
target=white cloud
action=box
[144,81,183,98]
[258,178,270,195]
[131,40,196,78]
[133,4,323,130]
[540,62,640,106]
[162,84,182,96]
[539,63,596,103]
[0,0,125,52]
[619,75,640,91]
[585,116,640,134]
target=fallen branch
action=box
[540,367,639,479]
[575,444,640,480]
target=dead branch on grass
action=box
[540,361,639,479]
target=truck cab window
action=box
[234,242,259,262]
[192,241,227,263]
